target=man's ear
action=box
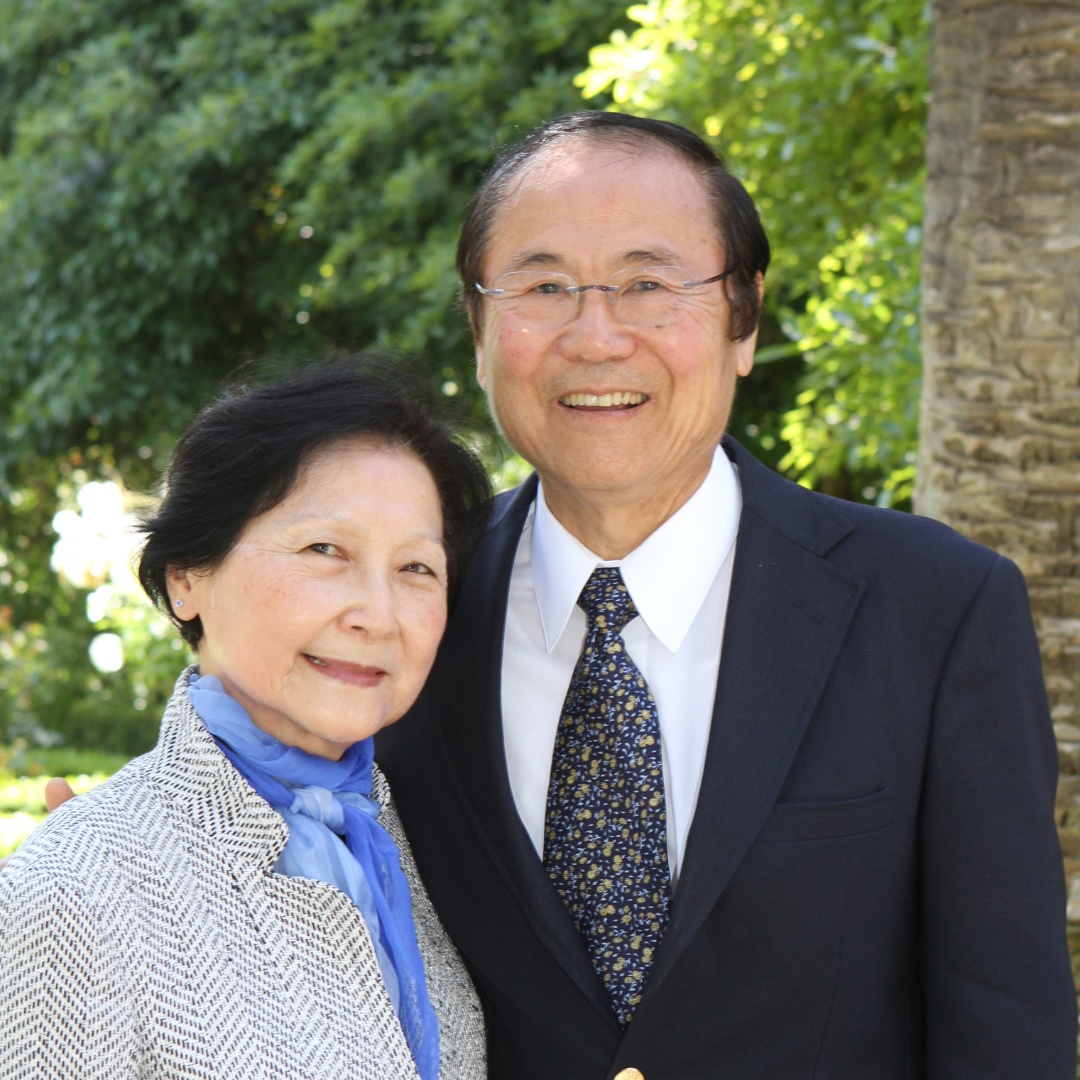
[736,330,758,379]
[737,272,765,378]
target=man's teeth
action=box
[307,655,329,667]
[561,392,647,407]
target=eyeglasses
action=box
[474,266,737,330]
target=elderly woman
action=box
[0,358,489,1078]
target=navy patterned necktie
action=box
[543,566,672,1025]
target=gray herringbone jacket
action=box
[0,673,485,1079]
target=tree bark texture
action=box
[915,0,1080,739]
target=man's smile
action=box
[558,391,649,409]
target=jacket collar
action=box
[144,668,394,872]
[142,668,288,871]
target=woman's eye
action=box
[308,542,340,556]
[401,562,433,575]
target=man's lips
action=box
[559,392,649,409]
[304,654,387,686]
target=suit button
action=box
[614,1071,645,1080]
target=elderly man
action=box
[376,112,1076,1079]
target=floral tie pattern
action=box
[543,566,671,1026]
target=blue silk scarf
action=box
[187,672,440,1079]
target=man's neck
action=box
[539,459,715,560]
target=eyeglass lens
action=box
[485,267,720,329]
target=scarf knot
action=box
[284,783,382,833]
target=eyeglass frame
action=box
[473,265,738,306]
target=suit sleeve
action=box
[920,555,1077,1078]
[0,858,140,1077]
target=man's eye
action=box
[532,281,567,295]
[308,542,340,556]
[626,277,666,293]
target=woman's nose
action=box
[341,573,397,637]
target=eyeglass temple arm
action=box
[681,267,737,288]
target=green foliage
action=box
[0,0,630,751]
[580,0,927,504]
[0,0,631,476]
[0,745,131,784]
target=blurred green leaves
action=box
[0,0,630,749]
[580,0,927,504]
[0,0,631,478]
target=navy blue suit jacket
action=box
[377,438,1076,1079]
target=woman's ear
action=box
[165,566,198,620]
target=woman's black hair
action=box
[138,353,492,647]
[456,111,771,341]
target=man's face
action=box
[474,142,757,516]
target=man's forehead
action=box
[488,140,717,268]
[502,136,699,200]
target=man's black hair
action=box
[456,111,771,341]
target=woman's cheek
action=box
[411,591,449,656]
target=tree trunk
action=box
[915,0,1080,744]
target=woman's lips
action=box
[303,654,386,687]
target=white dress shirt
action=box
[501,445,741,886]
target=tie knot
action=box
[577,566,638,634]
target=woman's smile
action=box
[303,652,389,687]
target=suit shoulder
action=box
[826,492,999,564]
[733,444,1010,606]
[0,755,166,889]
[813,492,1030,629]
[737,442,995,561]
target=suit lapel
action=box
[643,441,866,1000]
[432,476,616,1022]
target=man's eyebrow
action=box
[504,247,686,273]
[505,251,562,272]
[619,247,683,265]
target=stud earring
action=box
[175,600,184,608]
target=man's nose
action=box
[559,289,635,361]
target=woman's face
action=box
[169,440,448,759]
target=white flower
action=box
[88,632,124,674]
[51,481,140,595]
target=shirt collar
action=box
[531,444,741,654]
